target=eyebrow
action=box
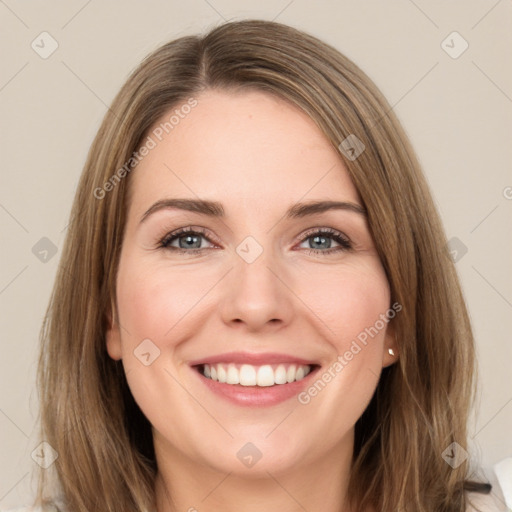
[140,198,367,223]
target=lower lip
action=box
[193,367,318,407]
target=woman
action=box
[27,19,504,512]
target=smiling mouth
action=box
[195,363,318,387]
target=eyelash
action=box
[157,226,352,256]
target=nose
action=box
[218,246,295,333]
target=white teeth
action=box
[274,365,287,385]
[202,363,312,386]
[239,364,257,386]
[226,364,240,384]
[286,364,296,383]
[217,364,227,383]
[256,365,274,387]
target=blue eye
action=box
[298,229,352,255]
[158,227,352,256]
[159,227,215,253]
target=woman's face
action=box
[107,89,396,477]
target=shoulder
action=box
[465,490,508,512]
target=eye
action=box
[297,228,352,255]
[158,227,218,254]
[157,226,352,256]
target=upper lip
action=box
[188,351,319,366]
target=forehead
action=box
[129,89,360,214]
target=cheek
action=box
[292,259,391,427]
[296,258,391,347]
[113,257,217,431]
[116,257,219,353]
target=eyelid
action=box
[158,226,222,249]
[297,226,350,243]
[158,225,352,254]
[294,226,352,252]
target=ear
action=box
[382,320,399,368]
[105,301,123,361]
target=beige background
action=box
[1,0,511,508]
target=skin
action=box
[106,89,397,512]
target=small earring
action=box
[388,348,395,356]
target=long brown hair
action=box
[36,19,488,512]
